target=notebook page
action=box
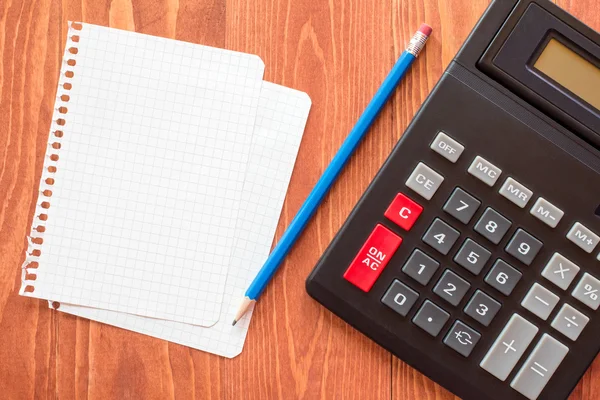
[21,22,264,326]
[55,82,311,357]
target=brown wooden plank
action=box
[554,3,600,398]
[219,0,395,398]
[389,0,490,398]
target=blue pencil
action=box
[233,24,432,325]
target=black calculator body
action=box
[306,0,600,399]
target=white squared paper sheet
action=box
[56,82,311,357]
[21,23,265,327]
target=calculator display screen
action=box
[534,38,600,110]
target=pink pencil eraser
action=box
[418,23,433,37]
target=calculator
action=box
[305,0,600,399]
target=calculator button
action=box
[530,198,564,228]
[540,253,579,290]
[566,222,600,253]
[384,193,423,231]
[551,303,589,341]
[412,300,450,337]
[443,187,481,224]
[422,218,460,255]
[521,283,559,321]
[571,273,600,310]
[505,229,543,266]
[464,290,502,327]
[443,320,481,357]
[433,269,470,306]
[343,224,402,292]
[474,208,511,245]
[402,249,439,285]
[430,132,464,163]
[510,334,569,400]
[381,280,419,317]
[454,238,491,275]
[480,314,539,381]
[405,162,444,201]
[468,156,502,187]
[499,177,533,208]
[484,259,522,296]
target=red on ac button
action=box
[384,193,423,231]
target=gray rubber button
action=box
[381,280,419,317]
[412,300,450,337]
[422,218,461,255]
[464,290,502,327]
[521,283,559,321]
[551,303,589,341]
[480,313,539,381]
[510,334,569,400]
[505,229,543,266]
[530,198,564,228]
[430,132,464,163]
[474,208,512,245]
[402,249,439,285]
[454,238,491,275]
[541,253,580,291]
[433,269,470,306]
[485,259,522,296]
[571,273,600,310]
[468,156,502,187]
[499,177,533,208]
[567,222,600,253]
[443,187,481,224]
[443,320,481,357]
[405,162,444,201]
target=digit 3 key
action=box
[306,1,600,399]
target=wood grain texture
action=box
[0,0,597,399]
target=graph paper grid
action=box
[21,22,265,327]
[56,81,311,357]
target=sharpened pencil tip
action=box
[232,319,237,326]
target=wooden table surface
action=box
[1,0,598,398]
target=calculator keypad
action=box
[480,314,539,381]
[443,320,481,357]
[381,280,419,316]
[464,290,502,327]
[422,218,461,255]
[521,283,559,321]
[484,260,522,296]
[504,229,543,266]
[405,162,444,200]
[474,208,512,244]
[332,131,600,400]
[433,269,470,306]
[454,238,491,275]
[412,300,450,337]
[468,156,502,187]
[551,303,589,341]
[541,253,580,290]
[402,249,439,285]
[443,187,481,224]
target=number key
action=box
[402,249,440,285]
[454,238,491,275]
[464,290,502,326]
[474,207,512,245]
[485,259,522,296]
[422,218,461,255]
[443,187,481,224]
[433,269,470,306]
[505,229,543,266]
